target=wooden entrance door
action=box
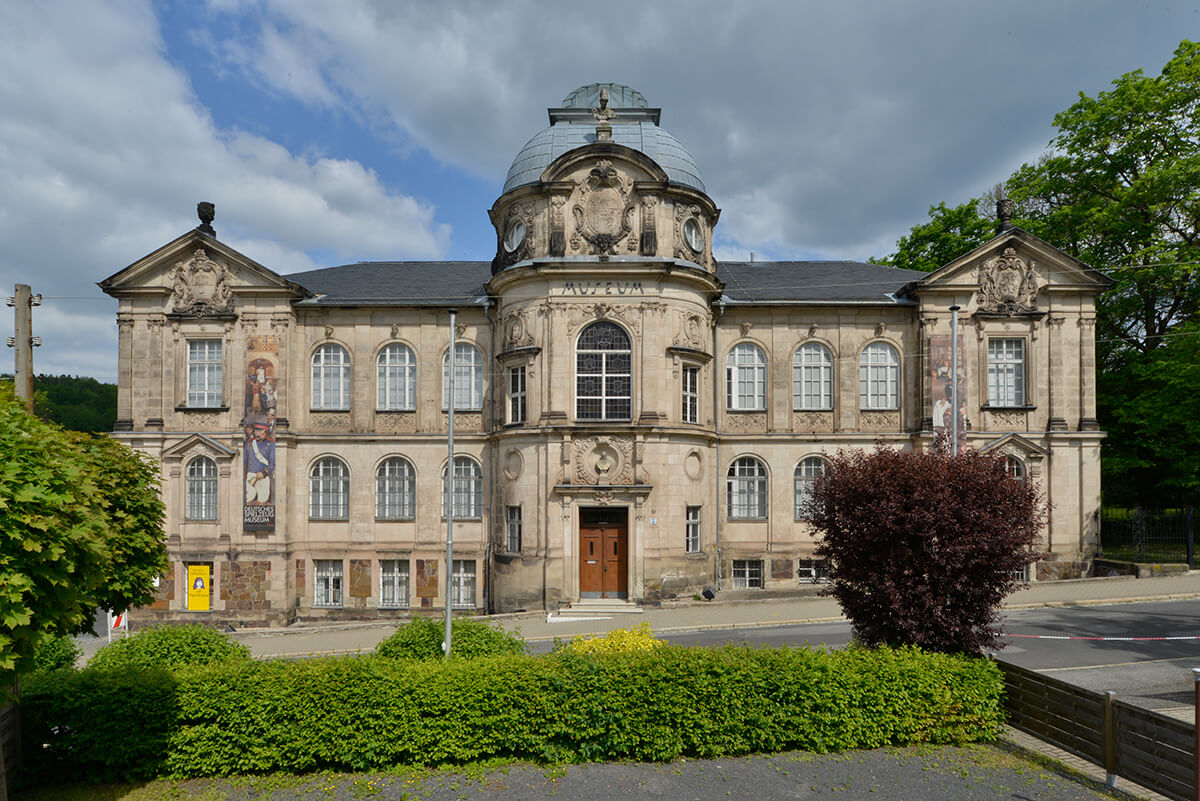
[579,507,628,599]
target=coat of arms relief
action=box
[978,247,1039,314]
[168,248,234,316]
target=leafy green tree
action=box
[33,375,118,432]
[0,389,166,689]
[870,199,997,272]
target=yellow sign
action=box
[187,565,210,611]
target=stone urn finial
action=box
[996,198,1014,234]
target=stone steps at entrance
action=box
[555,598,644,618]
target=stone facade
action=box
[101,83,1110,625]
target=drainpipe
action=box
[713,298,726,590]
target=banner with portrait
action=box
[929,334,967,439]
[243,334,279,531]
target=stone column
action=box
[1078,317,1099,430]
[1046,317,1067,431]
[115,313,134,430]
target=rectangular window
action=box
[508,366,526,424]
[682,366,699,423]
[732,559,763,589]
[797,558,830,584]
[685,505,701,554]
[451,559,476,608]
[506,505,522,552]
[379,559,409,608]
[987,338,1026,406]
[187,340,223,407]
[314,559,343,608]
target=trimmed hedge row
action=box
[19,645,1003,784]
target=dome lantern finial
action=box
[592,86,615,141]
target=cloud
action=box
[0,0,449,377]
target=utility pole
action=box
[6,284,41,412]
[444,308,457,656]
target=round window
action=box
[683,218,704,253]
[503,220,527,253]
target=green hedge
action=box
[374,616,526,660]
[88,623,251,672]
[19,645,1003,784]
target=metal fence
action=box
[997,659,1197,801]
[1099,507,1195,567]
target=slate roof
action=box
[286,262,491,306]
[285,260,929,307]
[718,261,928,304]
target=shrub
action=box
[87,623,250,672]
[19,644,1002,783]
[31,634,81,672]
[560,623,664,655]
[808,442,1046,655]
[375,617,525,660]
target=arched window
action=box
[312,343,351,410]
[309,456,349,520]
[185,456,217,521]
[859,342,899,410]
[377,343,416,411]
[727,456,768,520]
[442,343,483,410]
[442,456,482,519]
[576,322,632,420]
[726,343,766,411]
[1006,455,1027,482]
[793,456,827,519]
[376,457,415,520]
[793,343,833,410]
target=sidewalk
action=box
[223,571,1200,659]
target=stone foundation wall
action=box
[219,560,272,612]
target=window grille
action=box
[310,457,349,520]
[442,456,482,519]
[185,456,218,520]
[376,457,415,520]
[314,559,343,607]
[727,457,768,519]
[379,559,409,608]
[451,559,476,608]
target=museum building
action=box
[100,83,1110,626]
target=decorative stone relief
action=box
[496,202,534,269]
[502,308,536,348]
[146,316,164,333]
[311,413,351,429]
[181,411,220,428]
[324,325,334,339]
[988,411,1026,429]
[979,247,1039,314]
[792,411,834,432]
[673,203,703,260]
[593,490,615,506]
[874,322,886,337]
[571,160,635,256]
[859,411,900,431]
[549,195,567,257]
[168,248,234,316]
[374,412,416,433]
[739,321,752,337]
[684,450,703,482]
[443,412,482,432]
[640,195,658,255]
[503,449,523,481]
[725,412,767,431]
[574,436,634,485]
[673,311,706,349]
[565,303,641,337]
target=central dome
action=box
[502,83,705,195]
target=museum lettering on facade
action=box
[100,84,1110,625]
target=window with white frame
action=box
[187,340,223,407]
[376,457,415,520]
[1006,455,1028,482]
[732,559,763,589]
[379,559,409,608]
[377,343,416,411]
[576,322,632,420]
[793,456,826,519]
[309,456,350,520]
[793,342,832,410]
[858,342,899,410]
[726,343,766,411]
[988,338,1026,407]
[442,343,483,410]
[442,456,482,519]
[314,559,343,607]
[451,559,476,608]
[727,457,768,520]
[311,343,351,410]
[185,456,217,521]
[508,366,526,424]
[685,505,701,554]
[682,365,700,423]
[506,505,522,552]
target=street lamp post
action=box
[443,308,457,656]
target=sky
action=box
[0,0,1194,382]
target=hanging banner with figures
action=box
[243,334,279,531]
[929,334,967,439]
